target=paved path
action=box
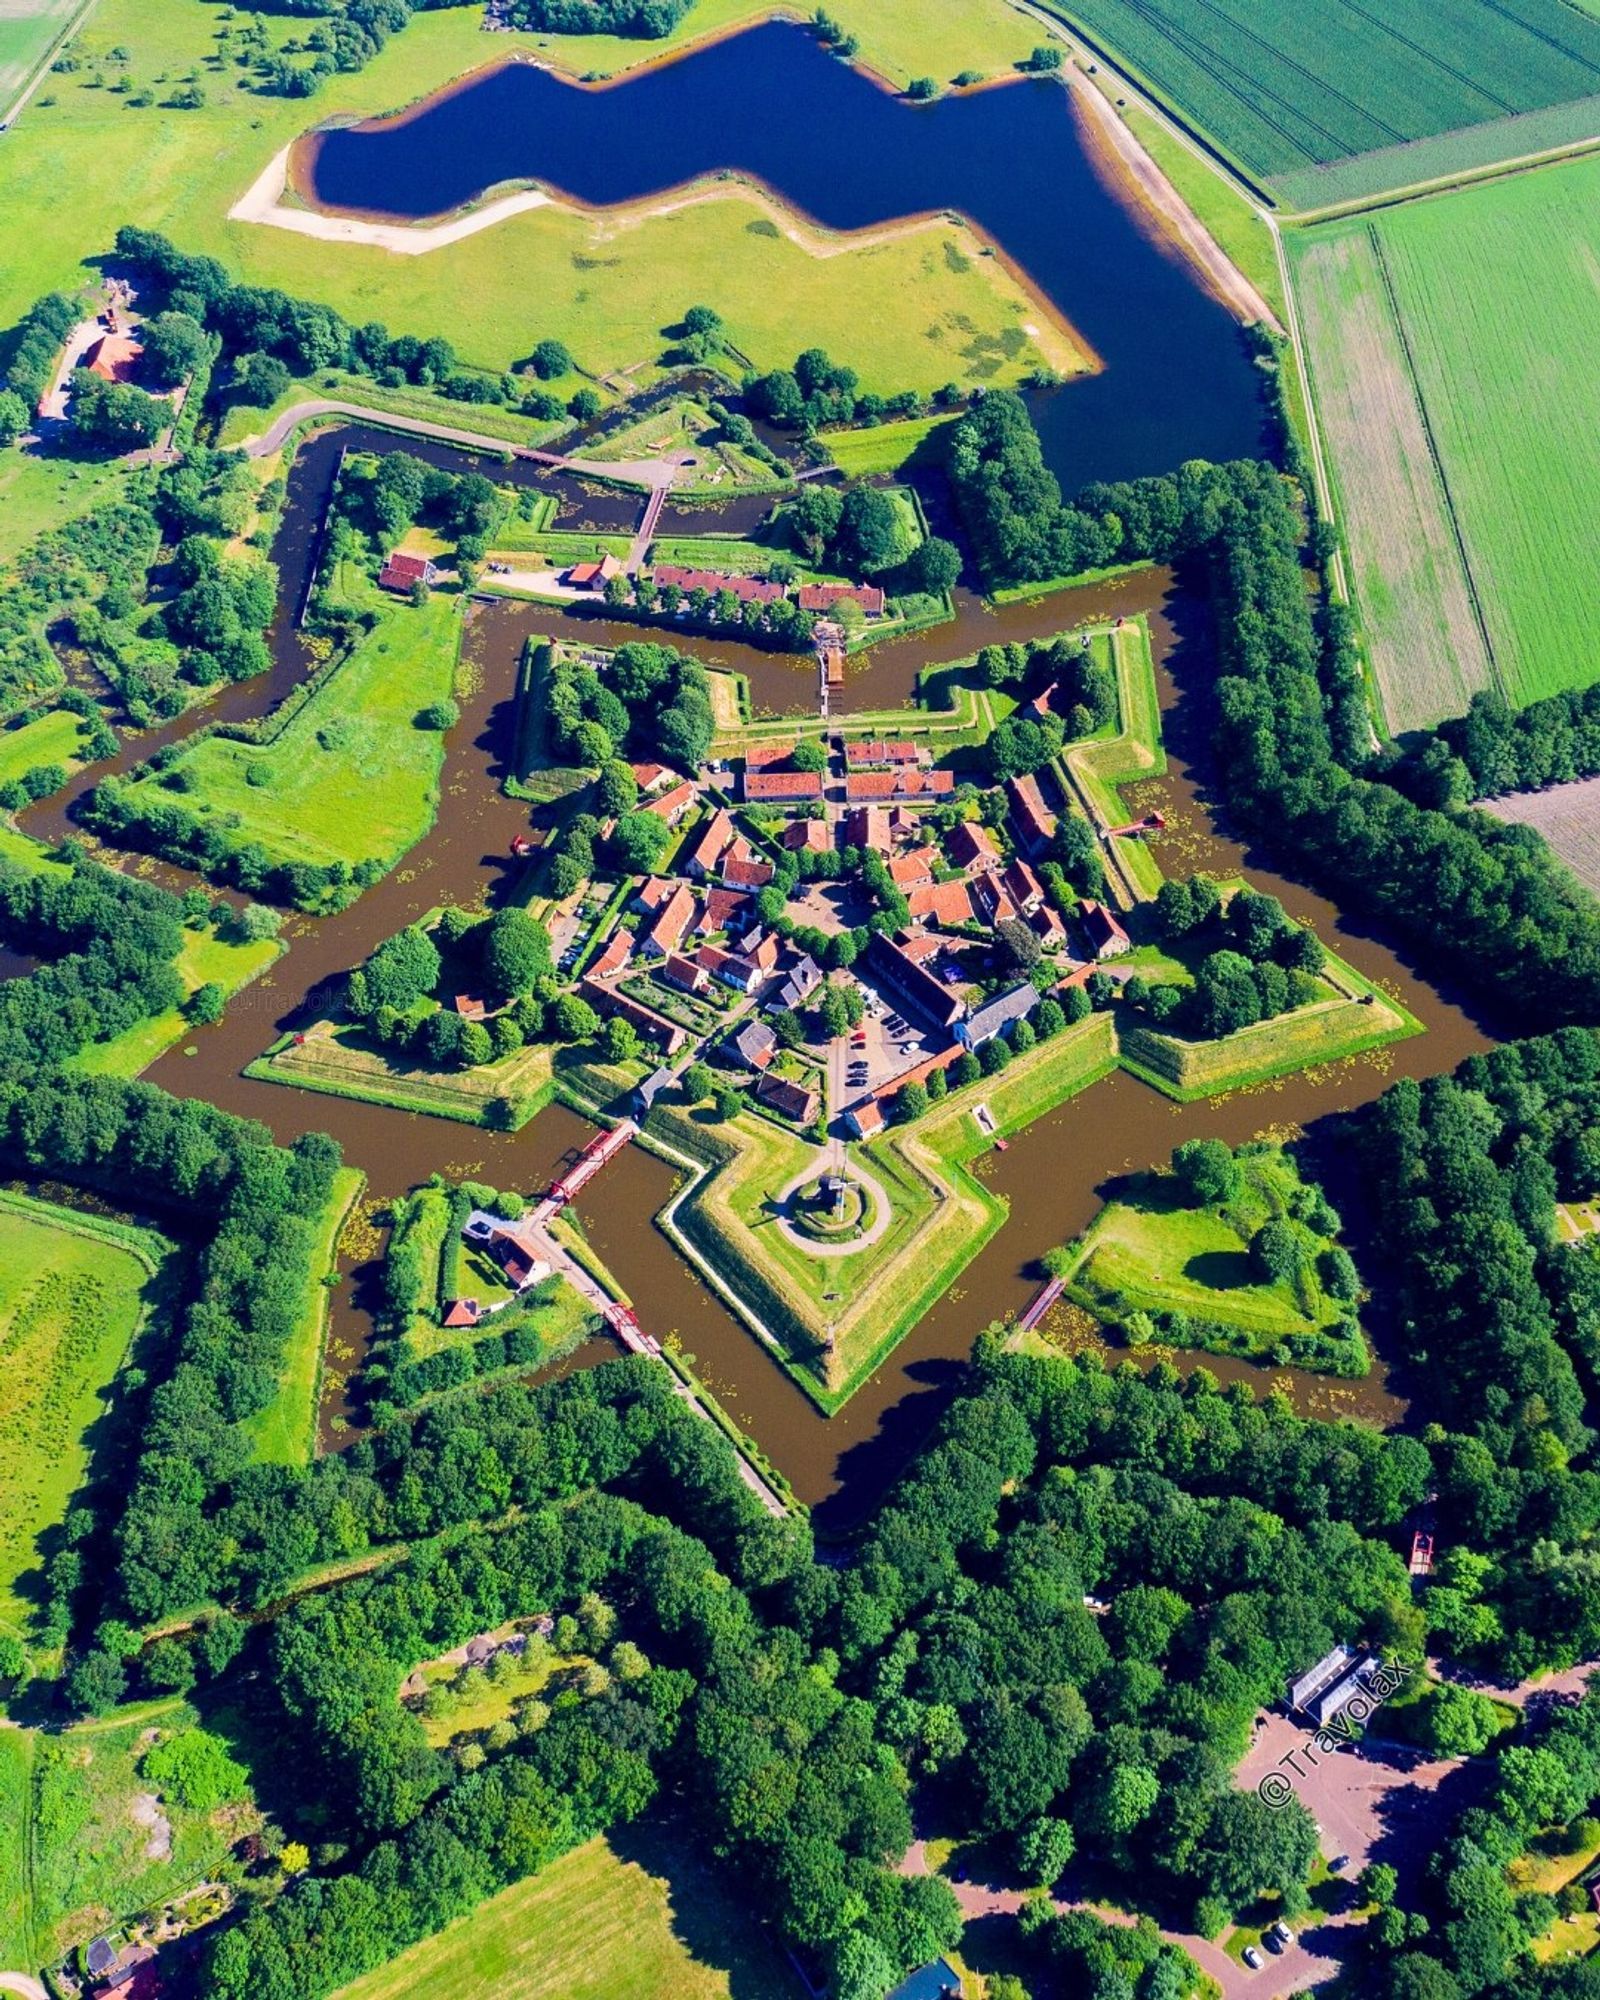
[773,1155,894,1257]
[0,1974,48,2000]
[242,398,688,493]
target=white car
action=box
[1243,1946,1263,1970]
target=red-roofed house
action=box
[1001,857,1045,914]
[889,845,940,891]
[1008,773,1057,855]
[846,769,953,802]
[744,770,823,804]
[567,553,622,590]
[1080,898,1132,959]
[948,821,1000,873]
[645,778,698,825]
[798,582,886,618]
[784,818,829,854]
[661,951,708,994]
[641,882,696,958]
[653,564,786,605]
[839,805,890,851]
[588,928,632,980]
[631,760,673,795]
[378,550,438,594]
[698,944,764,996]
[846,739,924,768]
[846,1098,885,1139]
[697,886,753,936]
[972,874,1021,928]
[721,852,775,891]
[1023,681,1076,726]
[83,332,144,384]
[907,878,978,928]
[745,740,797,770]
[442,1298,483,1328]
[685,807,737,879]
[756,1073,821,1125]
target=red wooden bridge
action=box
[1017,1274,1066,1333]
[605,1301,662,1358]
[549,1119,637,1205]
[1105,811,1167,840]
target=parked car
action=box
[1243,1946,1263,1970]
[1268,1921,1295,1949]
[1329,1854,1350,1873]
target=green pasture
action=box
[0,704,91,787]
[331,1831,807,2000]
[0,1191,167,1638]
[120,592,458,873]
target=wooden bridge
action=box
[549,1119,637,1205]
[1017,1274,1066,1333]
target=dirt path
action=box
[229,146,553,254]
[0,1974,49,2000]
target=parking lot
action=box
[839,982,944,1108]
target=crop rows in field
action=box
[1292,226,1496,733]
[1049,0,1600,196]
[1372,157,1600,708]
[1293,151,1600,727]
[1483,777,1600,900]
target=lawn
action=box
[0,0,1074,405]
[118,593,459,874]
[821,413,960,478]
[0,1191,168,1639]
[1116,950,1421,1101]
[332,1830,807,2000]
[1060,618,1166,898]
[68,921,283,1080]
[0,1727,33,1969]
[0,446,134,570]
[1293,158,1600,720]
[218,367,571,455]
[249,1017,559,1130]
[0,702,92,788]
[237,1165,365,1467]
[1040,0,1600,206]
[29,1705,243,1965]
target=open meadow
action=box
[0,1192,166,1639]
[1292,155,1600,727]
[0,0,82,111]
[117,593,458,876]
[331,1831,807,2000]
[1044,0,1600,205]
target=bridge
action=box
[549,1119,637,1205]
[1017,1274,1066,1333]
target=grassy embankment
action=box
[650,1013,1119,1410]
[235,1166,366,1467]
[1058,617,1165,900]
[116,592,459,876]
[1291,157,1600,726]
[1,1702,242,1972]
[1061,1147,1352,1351]
[331,1830,807,2000]
[0,1191,170,1644]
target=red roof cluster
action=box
[845,769,954,800]
[654,565,786,604]
[797,582,886,616]
[744,770,823,802]
[846,739,922,767]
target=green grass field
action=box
[250,1017,559,1130]
[0,1728,33,1968]
[68,922,283,1080]
[0,704,92,787]
[120,593,458,873]
[28,1705,239,1965]
[1293,157,1600,720]
[0,1192,166,1638]
[237,1166,364,1467]
[332,1831,807,2000]
[821,413,960,478]
[1042,0,1600,205]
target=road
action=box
[242,397,688,492]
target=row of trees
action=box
[1387,683,1600,810]
[540,640,714,775]
[747,342,968,438]
[502,0,695,39]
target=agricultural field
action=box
[1293,156,1600,724]
[1047,0,1600,205]
[1290,225,1495,733]
[0,1193,167,1638]
[1482,775,1600,902]
[0,0,82,111]
[332,1831,808,2000]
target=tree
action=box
[530,338,573,379]
[609,810,670,873]
[789,485,843,561]
[553,993,599,1041]
[1171,1137,1239,1207]
[602,1015,641,1064]
[569,387,603,422]
[683,1061,714,1101]
[791,739,828,773]
[904,534,960,595]
[907,75,937,98]
[417,699,459,730]
[71,376,166,449]
[139,310,209,386]
[996,917,1042,974]
[1029,42,1063,69]
[596,759,639,817]
[1017,1813,1075,1886]
[230,351,290,407]
[482,909,553,1000]
[714,1084,746,1121]
[1416,1683,1501,1757]
[833,486,911,574]
[897,1079,929,1122]
[1250,1219,1302,1285]
[459,1020,494,1065]
[67,1647,126,1716]
[0,389,31,446]
[187,980,225,1025]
